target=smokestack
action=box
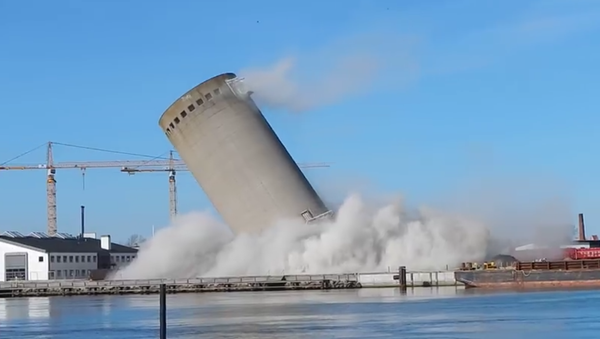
[80,205,85,240]
[578,213,586,241]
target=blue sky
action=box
[1,0,599,241]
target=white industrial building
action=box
[0,231,137,282]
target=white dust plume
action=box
[238,34,418,113]
[112,193,489,280]
[239,56,377,113]
[446,174,575,261]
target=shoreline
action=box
[0,271,459,298]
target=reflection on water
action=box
[0,297,50,320]
[1,287,600,338]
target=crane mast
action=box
[168,151,177,220]
[169,170,177,220]
[46,142,57,236]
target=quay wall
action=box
[358,271,458,287]
[0,270,459,298]
[0,270,458,290]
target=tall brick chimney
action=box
[578,213,586,241]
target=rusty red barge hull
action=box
[455,260,600,289]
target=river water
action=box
[0,287,598,338]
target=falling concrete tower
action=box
[158,73,330,234]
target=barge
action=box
[455,259,600,289]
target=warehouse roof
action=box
[0,236,137,254]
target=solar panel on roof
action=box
[29,232,50,238]
[1,231,25,238]
[54,233,75,239]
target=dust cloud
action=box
[112,193,490,280]
[239,56,377,113]
[238,34,417,113]
[113,184,575,280]
[446,175,575,261]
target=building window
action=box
[75,256,79,263]
[121,255,125,262]
[38,256,44,262]
[205,93,212,100]
[126,256,131,262]
[166,128,171,134]
[214,88,221,95]
[87,255,91,262]
[50,256,55,263]
[169,122,175,129]
[63,255,67,262]
[185,105,193,113]
[196,98,203,105]
[116,256,120,262]
[132,255,136,259]
[69,256,73,263]
[93,256,97,262]
[174,117,180,125]
[69,270,74,277]
[75,269,80,277]
[5,268,26,281]
[57,256,61,263]
[56,270,62,278]
[49,271,55,279]
[64,270,68,278]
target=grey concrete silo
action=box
[158,73,331,234]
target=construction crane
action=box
[121,151,183,221]
[0,142,186,236]
[0,142,331,235]
[120,150,331,221]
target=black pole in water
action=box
[399,266,407,292]
[160,284,167,339]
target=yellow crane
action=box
[0,142,331,235]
